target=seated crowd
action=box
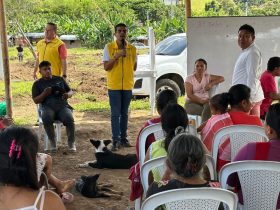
[130,70,280,209]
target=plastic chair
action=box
[212,125,268,169]
[140,156,166,195]
[141,188,238,210]
[205,154,217,180]
[135,123,164,210]
[39,172,49,190]
[141,155,216,195]
[139,123,164,166]
[220,160,280,210]
[187,84,220,128]
[36,105,63,150]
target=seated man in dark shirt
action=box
[32,61,76,152]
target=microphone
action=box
[122,39,126,57]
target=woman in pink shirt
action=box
[185,58,224,123]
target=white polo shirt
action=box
[232,43,264,103]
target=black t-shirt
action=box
[32,76,71,111]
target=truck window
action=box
[156,36,187,56]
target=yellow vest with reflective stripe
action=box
[37,37,64,77]
[107,41,136,90]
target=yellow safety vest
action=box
[107,41,136,90]
[37,37,64,77]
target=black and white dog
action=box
[78,139,137,169]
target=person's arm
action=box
[269,92,280,100]
[134,62,137,71]
[204,75,225,91]
[134,54,137,71]
[33,87,52,104]
[33,56,39,80]
[45,190,66,210]
[197,120,207,132]
[246,50,262,92]
[103,50,126,71]
[185,82,208,105]
[161,165,172,181]
[61,59,67,77]
[62,90,74,100]
[58,44,68,78]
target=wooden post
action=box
[0,0,13,118]
[185,0,191,18]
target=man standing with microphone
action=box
[103,23,137,151]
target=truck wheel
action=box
[156,79,181,97]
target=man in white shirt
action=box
[232,24,264,117]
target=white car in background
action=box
[133,33,187,97]
[132,41,149,50]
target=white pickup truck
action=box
[133,33,187,97]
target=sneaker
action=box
[120,138,133,147]
[69,144,77,152]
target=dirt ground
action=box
[9,56,154,210]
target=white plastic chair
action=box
[141,188,238,210]
[36,105,63,150]
[135,123,164,210]
[187,84,220,128]
[140,156,166,195]
[139,123,164,166]
[212,125,268,169]
[205,154,217,180]
[220,160,280,210]
[141,155,216,195]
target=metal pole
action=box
[0,0,13,118]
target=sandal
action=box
[60,192,74,203]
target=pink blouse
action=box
[185,73,210,100]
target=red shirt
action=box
[229,111,263,126]
[260,70,276,116]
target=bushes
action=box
[5,0,187,48]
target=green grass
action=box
[73,98,150,112]
[0,81,33,97]
[73,96,185,112]
[8,46,35,61]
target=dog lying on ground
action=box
[78,139,137,169]
[76,174,123,199]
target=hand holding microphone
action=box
[121,39,126,57]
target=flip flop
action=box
[60,192,74,203]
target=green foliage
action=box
[250,0,280,16]
[203,0,243,16]
[6,0,278,48]
[5,0,186,48]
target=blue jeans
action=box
[108,90,132,142]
